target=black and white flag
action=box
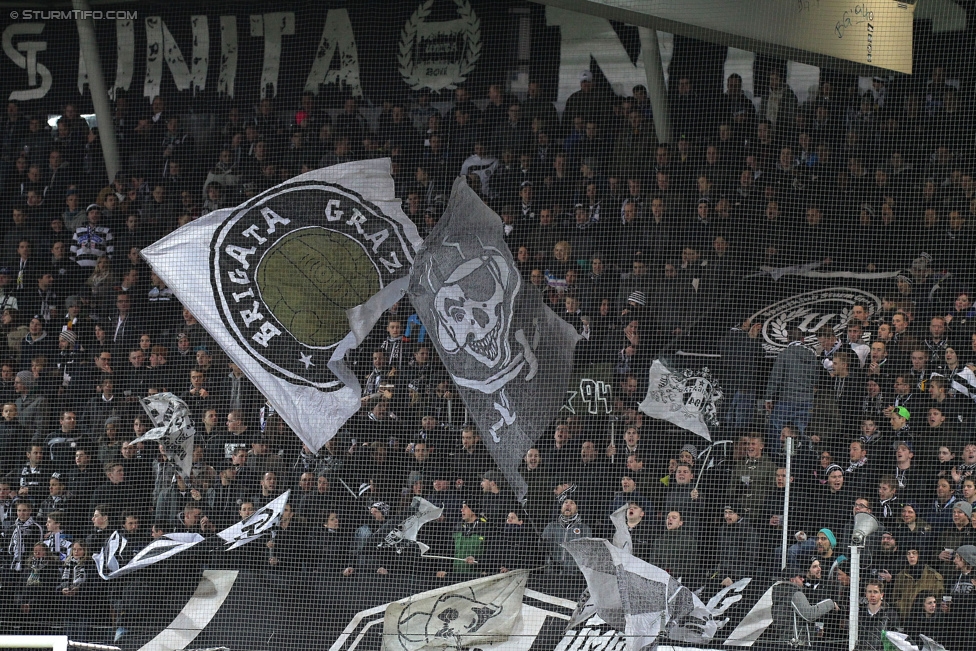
[408,178,581,499]
[564,538,748,649]
[382,570,529,650]
[217,490,290,551]
[609,503,632,553]
[141,159,423,454]
[378,496,444,556]
[639,358,723,442]
[130,393,195,478]
[93,530,205,580]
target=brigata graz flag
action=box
[408,178,581,500]
[142,159,422,453]
[383,570,529,651]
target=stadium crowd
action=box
[0,64,975,648]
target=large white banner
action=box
[142,159,422,453]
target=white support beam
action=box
[0,636,68,651]
[533,0,916,75]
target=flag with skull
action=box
[383,570,530,651]
[408,178,581,501]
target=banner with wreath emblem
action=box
[738,267,962,358]
[0,1,509,110]
[398,0,482,92]
[674,266,954,359]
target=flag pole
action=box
[781,435,793,571]
[693,445,712,492]
[609,417,616,464]
[849,544,860,651]
[338,477,364,503]
[421,554,477,563]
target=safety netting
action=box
[0,1,972,650]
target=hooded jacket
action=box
[765,342,819,404]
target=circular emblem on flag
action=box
[211,180,413,388]
[749,287,881,357]
[398,0,482,91]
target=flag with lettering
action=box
[141,159,423,453]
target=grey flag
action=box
[563,538,748,650]
[408,178,581,499]
[378,496,444,556]
[610,504,632,552]
[639,358,724,442]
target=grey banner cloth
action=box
[408,178,581,500]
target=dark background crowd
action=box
[0,54,975,649]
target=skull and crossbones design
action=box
[422,241,539,442]
[426,245,537,393]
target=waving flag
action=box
[217,490,290,551]
[886,631,949,651]
[610,504,632,553]
[408,178,581,499]
[93,530,205,580]
[564,538,748,649]
[130,392,195,478]
[639,359,723,441]
[141,159,423,454]
[378,496,444,556]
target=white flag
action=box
[130,393,195,478]
[217,490,290,550]
[609,504,631,553]
[140,159,423,453]
[94,531,205,580]
[564,539,747,649]
[639,359,723,442]
[379,496,444,555]
[885,631,949,651]
[383,570,529,651]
